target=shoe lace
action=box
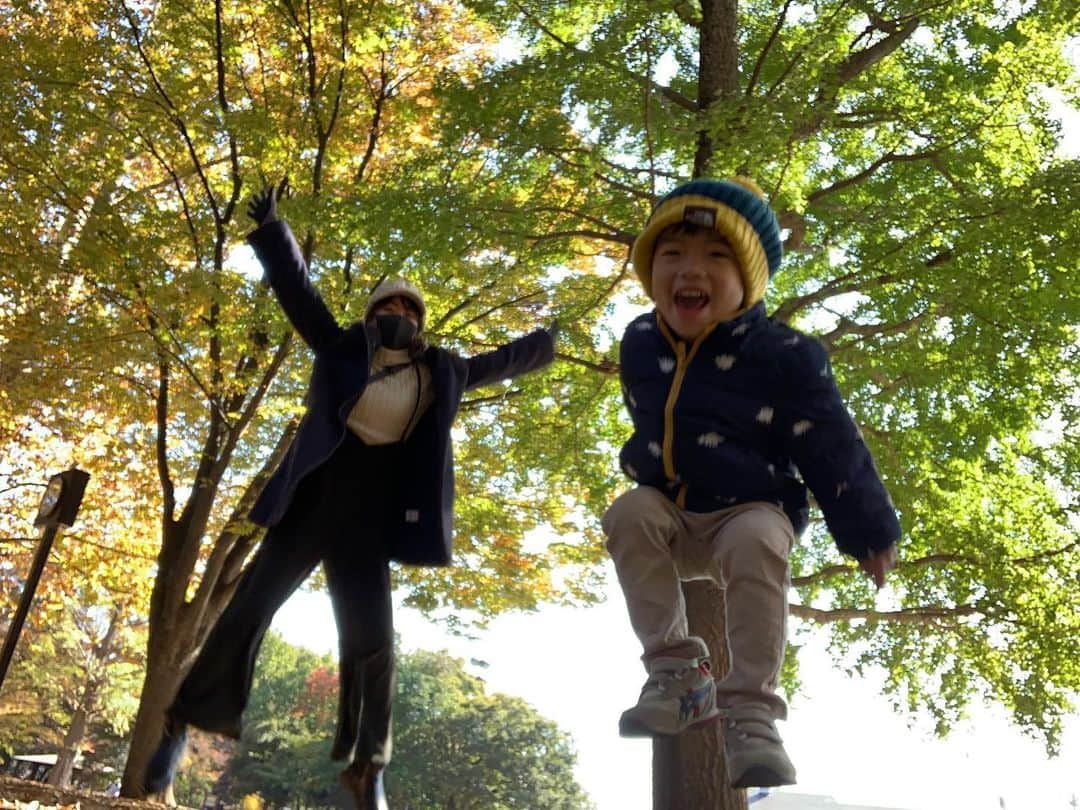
[642,658,706,696]
[725,711,783,744]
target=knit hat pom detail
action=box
[630,176,782,309]
[728,175,765,198]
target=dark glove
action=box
[546,319,561,344]
[247,177,289,226]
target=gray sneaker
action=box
[722,704,797,788]
[619,655,720,737]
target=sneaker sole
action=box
[729,764,796,789]
[618,708,721,738]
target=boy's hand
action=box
[859,543,897,589]
[247,177,289,226]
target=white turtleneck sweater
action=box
[346,346,433,445]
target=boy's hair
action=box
[631,177,783,309]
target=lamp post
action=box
[0,468,90,693]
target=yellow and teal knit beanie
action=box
[630,176,783,308]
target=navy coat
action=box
[247,221,555,566]
[619,303,899,560]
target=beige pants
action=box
[602,486,794,719]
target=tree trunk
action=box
[653,1,746,807]
[120,652,184,799]
[652,581,747,810]
[47,703,88,788]
[48,609,120,788]
[693,0,739,178]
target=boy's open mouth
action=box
[674,289,709,311]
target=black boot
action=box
[339,761,388,810]
[144,714,189,795]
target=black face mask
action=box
[374,314,419,350]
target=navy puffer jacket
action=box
[618,302,900,559]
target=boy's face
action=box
[651,225,745,340]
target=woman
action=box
[145,184,556,809]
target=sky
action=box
[273,564,1080,810]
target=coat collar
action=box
[655,300,766,348]
[345,319,379,357]
[711,300,766,339]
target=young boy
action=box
[603,177,900,789]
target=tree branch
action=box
[672,2,700,27]
[808,147,946,204]
[791,603,981,623]
[176,405,301,657]
[455,289,546,330]
[504,227,636,247]
[552,351,618,375]
[461,389,527,409]
[509,0,697,112]
[789,10,919,140]
[837,17,919,85]
[745,0,795,98]
[354,57,389,185]
[818,308,930,350]
[214,332,295,485]
[153,351,175,525]
[140,134,204,268]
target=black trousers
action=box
[171,432,399,766]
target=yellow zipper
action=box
[657,318,719,509]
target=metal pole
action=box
[0,523,61,692]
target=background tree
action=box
[213,633,592,809]
[215,633,340,809]
[0,429,152,787]
[0,594,144,789]
[45,605,144,788]
[390,648,593,810]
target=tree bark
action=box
[120,644,184,799]
[47,703,88,788]
[653,581,747,810]
[693,0,738,178]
